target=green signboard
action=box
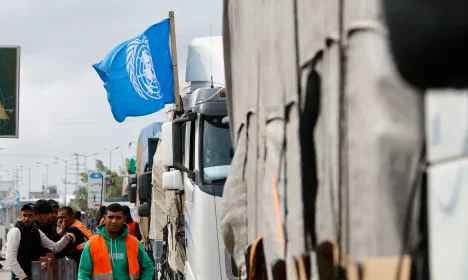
[0,46,20,138]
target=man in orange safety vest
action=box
[77,203,154,280]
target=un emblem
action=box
[126,35,162,100]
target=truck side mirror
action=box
[138,173,152,203]
[162,170,184,191]
[128,184,137,203]
[162,113,196,175]
[138,203,151,217]
[162,122,175,167]
[162,121,184,168]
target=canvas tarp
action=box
[150,89,189,272]
[149,83,190,244]
[221,0,424,279]
[149,105,176,242]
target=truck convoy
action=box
[131,2,468,279]
[220,0,468,280]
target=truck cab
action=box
[161,86,238,280]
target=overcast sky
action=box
[0,0,223,202]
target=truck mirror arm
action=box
[173,112,197,124]
[173,162,195,180]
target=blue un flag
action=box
[93,18,175,123]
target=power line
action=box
[0,153,57,158]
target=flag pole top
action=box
[168,10,181,112]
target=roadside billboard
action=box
[0,181,19,207]
[0,46,20,138]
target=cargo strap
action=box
[293,254,311,280]
[245,237,268,280]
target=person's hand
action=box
[65,233,76,242]
[56,222,64,236]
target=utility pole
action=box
[13,167,24,192]
[14,169,18,191]
[36,161,58,191]
[13,169,17,191]
[65,160,68,205]
[20,165,38,200]
[75,153,99,174]
[103,146,119,172]
[54,158,72,205]
[70,152,85,191]
[75,153,79,188]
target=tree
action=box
[95,159,110,175]
[73,186,88,210]
[80,172,88,184]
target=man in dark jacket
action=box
[7,203,76,280]
[48,199,59,228]
[33,200,56,257]
[33,200,54,238]
[55,206,93,268]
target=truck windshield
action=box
[202,116,232,183]
[103,179,129,203]
[104,194,129,203]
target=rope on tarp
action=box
[337,0,349,278]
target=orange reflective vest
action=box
[89,234,140,280]
[128,221,137,236]
[71,220,93,251]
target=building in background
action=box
[0,180,20,229]
[29,185,60,200]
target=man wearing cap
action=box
[81,211,91,229]
[7,203,76,280]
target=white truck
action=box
[220,1,468,279]
[145,36,238,280]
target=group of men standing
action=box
[6,200,152,280]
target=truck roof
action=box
[185,36,225,87]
